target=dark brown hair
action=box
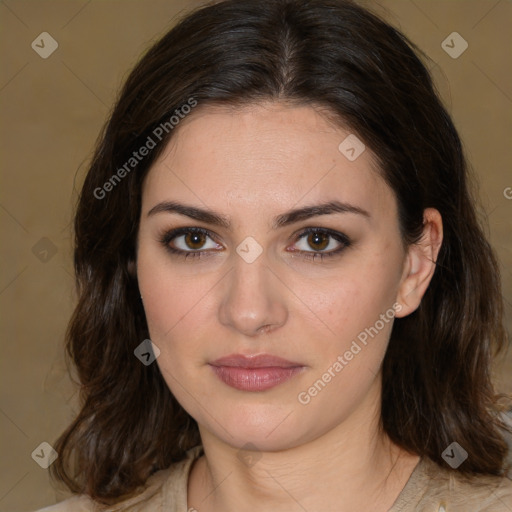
[50,0,512,504]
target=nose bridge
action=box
[218,248,288,336]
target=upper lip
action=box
[210,354,304,368]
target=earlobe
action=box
[394,208,443,318]
[395,248,426,316]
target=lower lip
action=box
[210,365,304,391]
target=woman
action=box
[37,0,512,510]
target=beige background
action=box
[0,1,511,510]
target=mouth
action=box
[209,353,306,392]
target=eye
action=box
[289,227,351,261]
[159,227,222,259]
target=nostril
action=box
[257,324,274,334]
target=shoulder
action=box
[392,456,512,512]
[33,445,204,512]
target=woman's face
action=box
[136,102,410,451]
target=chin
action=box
[199,401,311,451]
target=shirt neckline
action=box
[171,445,205,510]
[387,456,429,511]
[175,446,429,512]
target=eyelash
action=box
[158,226,351,262]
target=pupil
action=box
[186,232,205,249]
[309,232,328,250]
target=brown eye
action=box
[159,227,221,257]
[289,227,351,262]
[184,232,207,250]
[306,231,330,251]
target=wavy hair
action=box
[49,0,512,504]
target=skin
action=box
[136,102,443,512]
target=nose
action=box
[218,253,288,338]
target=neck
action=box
[187,377,420,512]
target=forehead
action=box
[141,102,395,223]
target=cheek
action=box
[295,261,402,394]
[302,263,398,340]
[139,270,205,392]
[136,247,222,388]
[294,270,398,414]
[137,246,207,335]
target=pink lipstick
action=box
[209,354,305,392]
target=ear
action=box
[394,208,443,318]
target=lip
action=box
[210,354,303,368]
[209,354,306,392]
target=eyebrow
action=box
[147,200,371,229]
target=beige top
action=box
[35,445,512,512]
